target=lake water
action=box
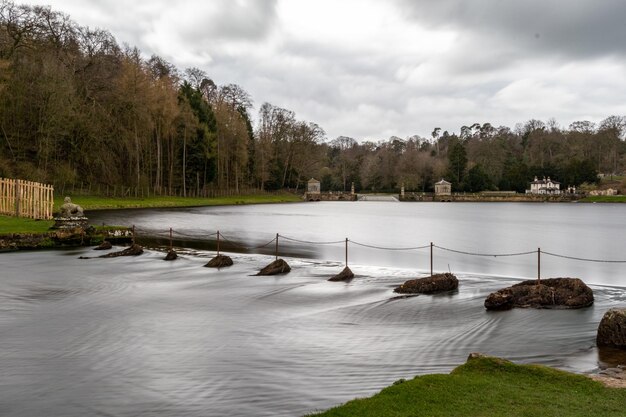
[2,202,626,416]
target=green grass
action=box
[308,356,626,417]
[1,193,300,235]
[52,193,302,211]
[581,195,626,203]
[0,216,54,233]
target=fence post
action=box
[430,242,434,276]
[537,247,541,284]
[345,238,349,267]
[15,179,20,217]
[275,233,279,260]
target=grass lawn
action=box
[1,193,301,235]
[0,216,54,233]
[308,356,626,417]
[52,193,302,211]
[581,195,626,203]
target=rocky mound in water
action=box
[597,309,626,348]
[164,250,178,261]
[93,241,112,250]
[204,254,233,268]
[98,243,144,258]
[484,277,593,310]
[394,273,458,294]
[328,266,354,282]
[257,259,291,275]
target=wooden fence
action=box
[0,178,54,219]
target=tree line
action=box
[1,1,625,196]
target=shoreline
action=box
[0,226,133,251]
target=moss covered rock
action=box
[328,266,354,282]
[257,259,291,275]
[93,241,112,250]
[597,309,626,348]
[484,278,593,310]
[164,250,178,261]
[204,254,233,268]
[394,273,458,294]
[99,243,144,258]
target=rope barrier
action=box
[219,232,277,251]
[171,230,218,238]
[542,251,626,263]
[279,234,345,245]
[434,245,537,258]
[350,240,431,251]
[134,227,626,265]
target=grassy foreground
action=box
[308,356,626,417]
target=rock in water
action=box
[204,255,233,268]
[394,273,458,294]
[164,250,178,261]
[99,243,144,258]
[93,241,112,250]
[484,277,593,310]
[597,309,626,348]
[328,266,354,282]
[257,259,291,276]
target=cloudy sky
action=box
[21,0,626,141]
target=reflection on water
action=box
[1,202,626,416]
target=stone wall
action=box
[399,192,581,202]
[304,192,357,201]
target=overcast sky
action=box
[21,0,626,141]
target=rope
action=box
[350,240,431,251]
[434,245,536,258]
[542,251,626,263]
[171,229,218,238]
[279,234,345,245]
[219,232,277,251]
[130,228,626,264]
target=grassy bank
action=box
[582,195,626,203]
[52,193,301,211]
[0,216,54,233]
[309,356,626,417]
[1,193,300,235]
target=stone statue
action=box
[59,197,84,218]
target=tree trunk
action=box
[182,126,187,197]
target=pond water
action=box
[2,202,626,416]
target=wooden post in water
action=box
[217,231,221,256]
[132,225,136,245]
[537,247,541,284]
[275,233,279,260]
[169,227,173,251]
[430,242,434,276]
[345,238,349,267]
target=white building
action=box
[434,179,452,196]
[527,176,561,195]
[307,178,321,194]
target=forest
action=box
[1,1,625,196]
